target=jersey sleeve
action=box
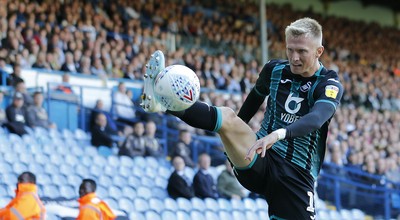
[313,75,343,110]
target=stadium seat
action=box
[189,210,205,220]
[217,211,233,220]
[9,133,24,146]
[149,198,165,213]
[103,197,118,210]
[0,184,7,197]
[118,166,132,178]
[243,197,257,212]
[340,209,353,220]
[0,162,12,173]
[118,197,134,213]
[177,197,193,212]
[217,198,232,211]
[66,174,82,186]
[128,176,141,187]
[0,196,12,208]
[134,197,150,212]
[146,156,159,169]
[3,152,18,164]
[92,155,108,167]
[19,153,34,164]
[183,167,195,181]
[42,184,60,199]
[34,154,50,165]
[113,175,128,187]
[164,198,178,211]
[161,210,177,220]
[120,156,134,168]
[230,198,245,211]
[28,163,44,174]
[74,164,89,177]
[50,154,64,165]
[96,185,108,198]
[133,156,146,168]
[13,162,28,174]
[176,210,191,220]
[37,173,52,185]
[44,163,60,175]
[121,186,136,198]
[255,197,268,211]
[191,197,206,212]
[70,145,85,157]
[89,165,103,177]
[158,166,172,180]
[84,146,98,156]
[137,186,152,199]
[75,128,90,141]
[129,211,145,220]
[257,210,269,220]
[351,209,365,220]
[329,210,342,220]
[51,174,68,185]
[59,185,76,199]
[317,209,330,220]
[62,129,74,140]
[98,146,113,157]
[140,176,155,188]
[205,210,220,220]
[145,210,161,220]
[152,187,168,200]
[59,164,74,175]
[108,186,123,199]
[154,177,168,188]
[245,210,259,220]
[107,155,120,167]
[64,154,79,166]
[145,167,157,178]
[232,210,246,220]
[98,175,113,187]
[204,198,219,212]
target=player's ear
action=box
[316,46,324,58]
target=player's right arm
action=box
[238,61,274,123]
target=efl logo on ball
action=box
[154,65,200,111]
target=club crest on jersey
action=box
[300,81,312,92]
[325,85,339,98]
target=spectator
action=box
[5,92,27,136]
[0,172,46,218]
[14,81,33,107]
[26,91,56,129]
[0,57,8,86]
[113,82,135,121]
[171,129,195,168]
[193,153,219,199]
[55,73,74,94]
[0,91,7,126]
[217,160,246,199]
[144,120,163,157]
[91,113,118,148]
[167,156,195,199]
[60,52,77,73]
[77,179,116,220]
[118,121,146,157]
[7,63,23,87]
[89,99,117,131]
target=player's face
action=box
[286,35,324,77]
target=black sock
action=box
[166,101,221,132]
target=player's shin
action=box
[167,101,221,132]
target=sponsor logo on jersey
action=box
[325,85,339,98]
[300,81,312,92]
[280,79,292,84]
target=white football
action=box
[154,64,200,111]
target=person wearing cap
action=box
[0,171,46,219]
[4,92,28,136]
[76,179,116,220]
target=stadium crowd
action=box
[0,0,399,191]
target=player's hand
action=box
[245,132,279,160]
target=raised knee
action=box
[220,107,237,129]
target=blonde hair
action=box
[285,17,323,46]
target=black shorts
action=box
[233,149,316,220]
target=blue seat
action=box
[64,155,79,166]
[140,176,155,188]
[121,186,136,198]
[0,196,12,208]
[158,166,172,179]
[0,184,8,197]
[176,211,191,220]
[3,152,18,164]
[129,211,145,220]
[71,145,85,156]
[92,155,107,167]
[37,173,52,185]
[103,166,117,178]
[118,197,134,213]
[96,185,108,198]
[152,187,168,200]
[133,166,144,177]
[257,210,269,220]
[44,163,59,175]
[218,211,232,220]
[75,128,90,141]
[245,211,259,220]
[190,210,205,220]
[13,162,28,174]
[231,198,245,211]
[52,174,68,185]
[108,186,123,199]
[42,185,60,199]
[243,198,257,212]
[50,154,64,165]
[164,198,178,211]
[67,174,82,185]
[205,210,220,220]
[74,164,89,177]
[146,156,159,169]
[9,133,24,146]
[107,155,120,167]
[217,198,232,211]
[59,164,74,176]
[255,198,268,211]
[204,198,219,212]
[120,156,134,168]
[113,175,128,187]
[134,198,149,212]
[19,153,34,164]
[89,165,103,177]
[232,210,246,220]
[62,129,74,140]
[119,166,132,178]
[0,162,12,173]
[177,197,193,212]
[133,156,146,168]
[34,154,50,165]
[137,186,152,199]
[161,210,176,220]
[84,146,98,156]
[144,167,157,178]
[191,197,206,212]
[128,176,141,187]
[98,146,113,157]
[98,175,113,188]
[145,210,161,220]
[59,185,76,199]
[149,198,165,213]
[103,197,118,209]
[28,163,44,174]
[155,177,168,188]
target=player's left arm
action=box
[284,78,343,138]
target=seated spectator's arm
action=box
[5,107,16,122]
[26,108,37,127]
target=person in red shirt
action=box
[76,179,116,220]
[0,172,46,219]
